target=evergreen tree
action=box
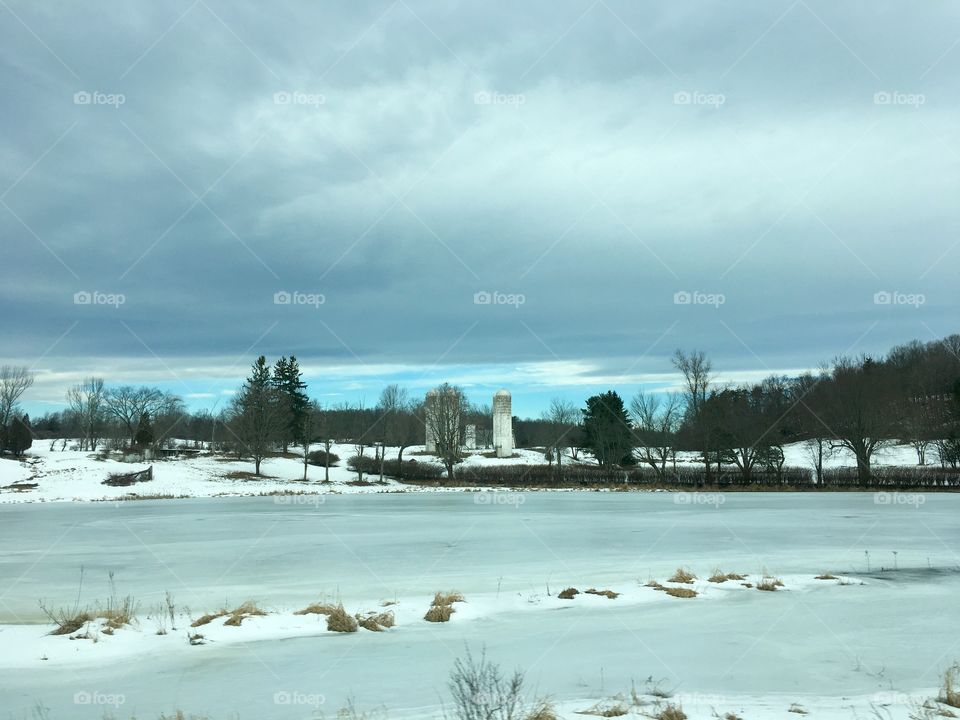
[8,414,33,457]
[272,356,309,452]
[231,356,283,475]
[581,391,634,467]
[134,412,154,448]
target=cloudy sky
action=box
[1,0,958,417]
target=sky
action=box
[1,1,958,418]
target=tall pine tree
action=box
[272,356,309,453]
[582,391,634,467]
[231,356,283,475]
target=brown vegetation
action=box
[668,568,697,584]
[558,587,580,599]
[585,588,620,599]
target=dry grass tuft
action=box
[432,591,465,606]
[223,601,267,626]
[708,570,747,583]
[580,701,628,717]
[424,603,455,622]
[47,610,93,636]
[668,568,697,584]
[326,604,359,632]
[942,664,960,708]
[757,577,784,592]
[722,714,743,720]
[585,588,620,599]
[558,587,580,599]
[294,602,338,616]
[645,580,666,591]
[815,573,838,580]
[356,610,395,632]
[663,587,697,599]
[653,703,687,720]
[190,610,228,628]
[525,699,559,720]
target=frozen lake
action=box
[1,492,958,718]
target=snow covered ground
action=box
[1,492,958,719]
[0,440,927,505]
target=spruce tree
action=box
[581,391,634,467]
[272,356,309,452]
[134,412,154,448]
[9,414,33,457]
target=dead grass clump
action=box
[585,588,620,599]
[45,609,93,636]
[191,610,228,627]
[525,699,558,720]
[326,604,359,632]
[722,714,743,720]
[664,587,697,599]
[580,701,628,717]
[668,568,697,584]
[645,580,666,591]
[558,587,580,599]
[425,604,455,622]
[356,611,395,632]
[294,602,339,616]
[708,570,747,583]
[653,703,687,720]
[757,577,784,592]
[941,663,960,707]
[433,591,465,606]
[741,582,753,588]
[815,573,838,580]
[223,601,267,626]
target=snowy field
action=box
[0,440,925,505]
[1,490,958,719]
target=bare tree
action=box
[630,390,681,477]
[102,386,181,446]
[65,377,105,451]
[425,383,466,478]
[672,349,714,478]
[0,365,34,428]
[542,398,578,479]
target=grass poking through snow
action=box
[668,568,697,584]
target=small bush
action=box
[558,587,580,599]
[664,587,697,599]
[668,568,696,584]
[307,450,340,467]
[327,604,358,632]
[584,588,620,599]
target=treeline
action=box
[9,334,960,489]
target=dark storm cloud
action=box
[1,0,958,408]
